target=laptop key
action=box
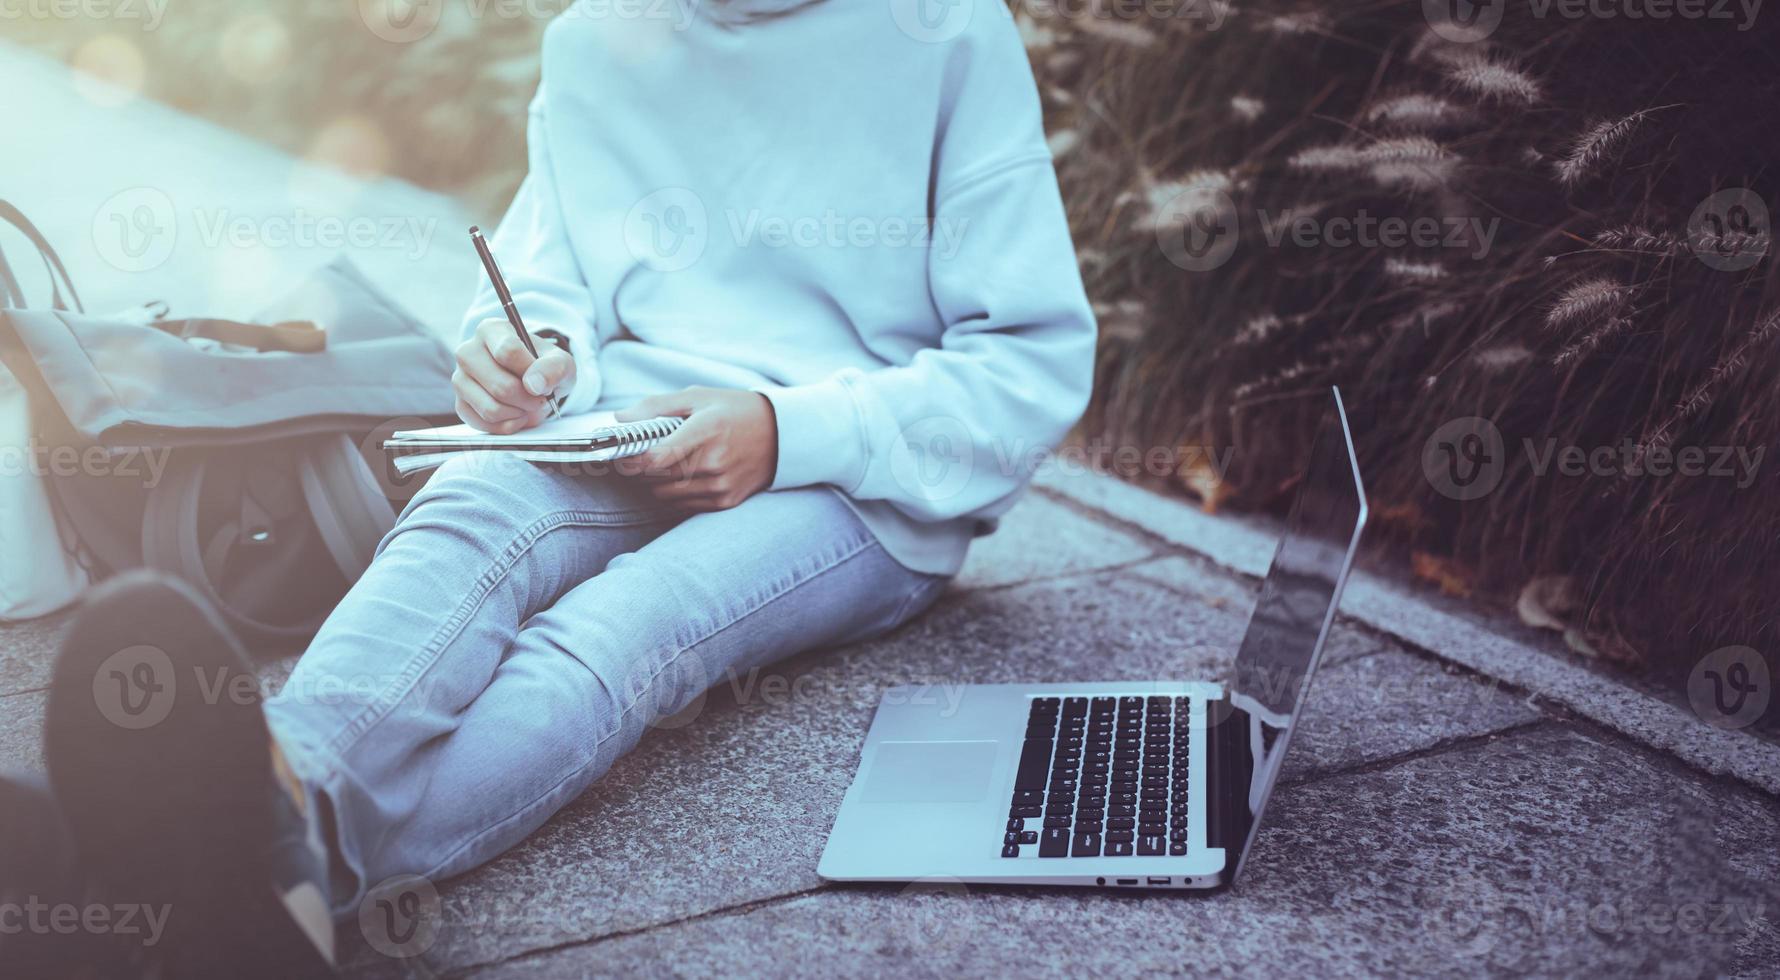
[1072,832,1102,857]
[1105,842,1135,856]
[1019,831,1039,845]
[1044,815,1071,829]
[1002,844,1020,858]
[1010,805,1042,818]
[1107,830,1135,844]
[1170,842,1188,856]
[1138,835,1166,856]
[1015,738,1053,791]
[1013,790,1044,807]
[1039,829,1070,857]
[1007,817,1024,832]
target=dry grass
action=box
[1038,0,1780,684]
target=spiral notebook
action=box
[382,412,683,476]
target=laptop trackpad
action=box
[861,740,998,804]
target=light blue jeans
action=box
[262,453,946,916]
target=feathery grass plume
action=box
[1446,56,1543,104]
[1555,111,1649,188]
[1289,144,1366,171]
[1261,11,1329,35]
[1363,136,1456,188]
[1553,315,1634,366]
[1073,17,1156,48]
[1472,345,1532,373]
[1592,226,1683,255]
[1384,257,1449,282]
[1230,95,1265,122]
[1545,277,1633,332]
[1232,359,1324,401]
[1686,226,1771,261]
[1092,299,1151,342]
[1234,313,1284,346]
[1016,11,1056,49]
[1365,93,1463,129]
[1137,170,1235,234]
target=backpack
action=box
[0,201,457,649]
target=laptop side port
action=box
[1147,877,1171,885]
[1115,878,1139,886]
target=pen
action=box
[469,225,562,419]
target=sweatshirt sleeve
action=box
[757,25,1097,524]
[460,88,604,415]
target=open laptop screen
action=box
[1217,386,1367,883]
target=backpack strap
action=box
[0,200,83,313]
[156,318,328,354]
[297,435,395,579]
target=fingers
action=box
[478,318,541,375]
[453,370,526,424]
[616,387,706,423]
[635,424,704,475]
[523,347,575,398]
[458,341,544,415]
[455,396,529,435]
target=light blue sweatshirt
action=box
[464,0,1098,575]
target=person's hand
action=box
[617,387,779,512]
[453,319,575,433]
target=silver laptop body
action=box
[819,387,1368,889]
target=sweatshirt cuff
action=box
[757,376,867,493]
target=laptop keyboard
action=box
[1002,695,1190,859]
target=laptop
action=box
[819,386,1367,889]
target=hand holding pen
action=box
[452,226,575,433]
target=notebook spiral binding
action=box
[613,416,683,452]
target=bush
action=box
[1035,1,1778,682]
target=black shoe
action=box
[45,571,335,980]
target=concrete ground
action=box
[4,43,1779,979]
